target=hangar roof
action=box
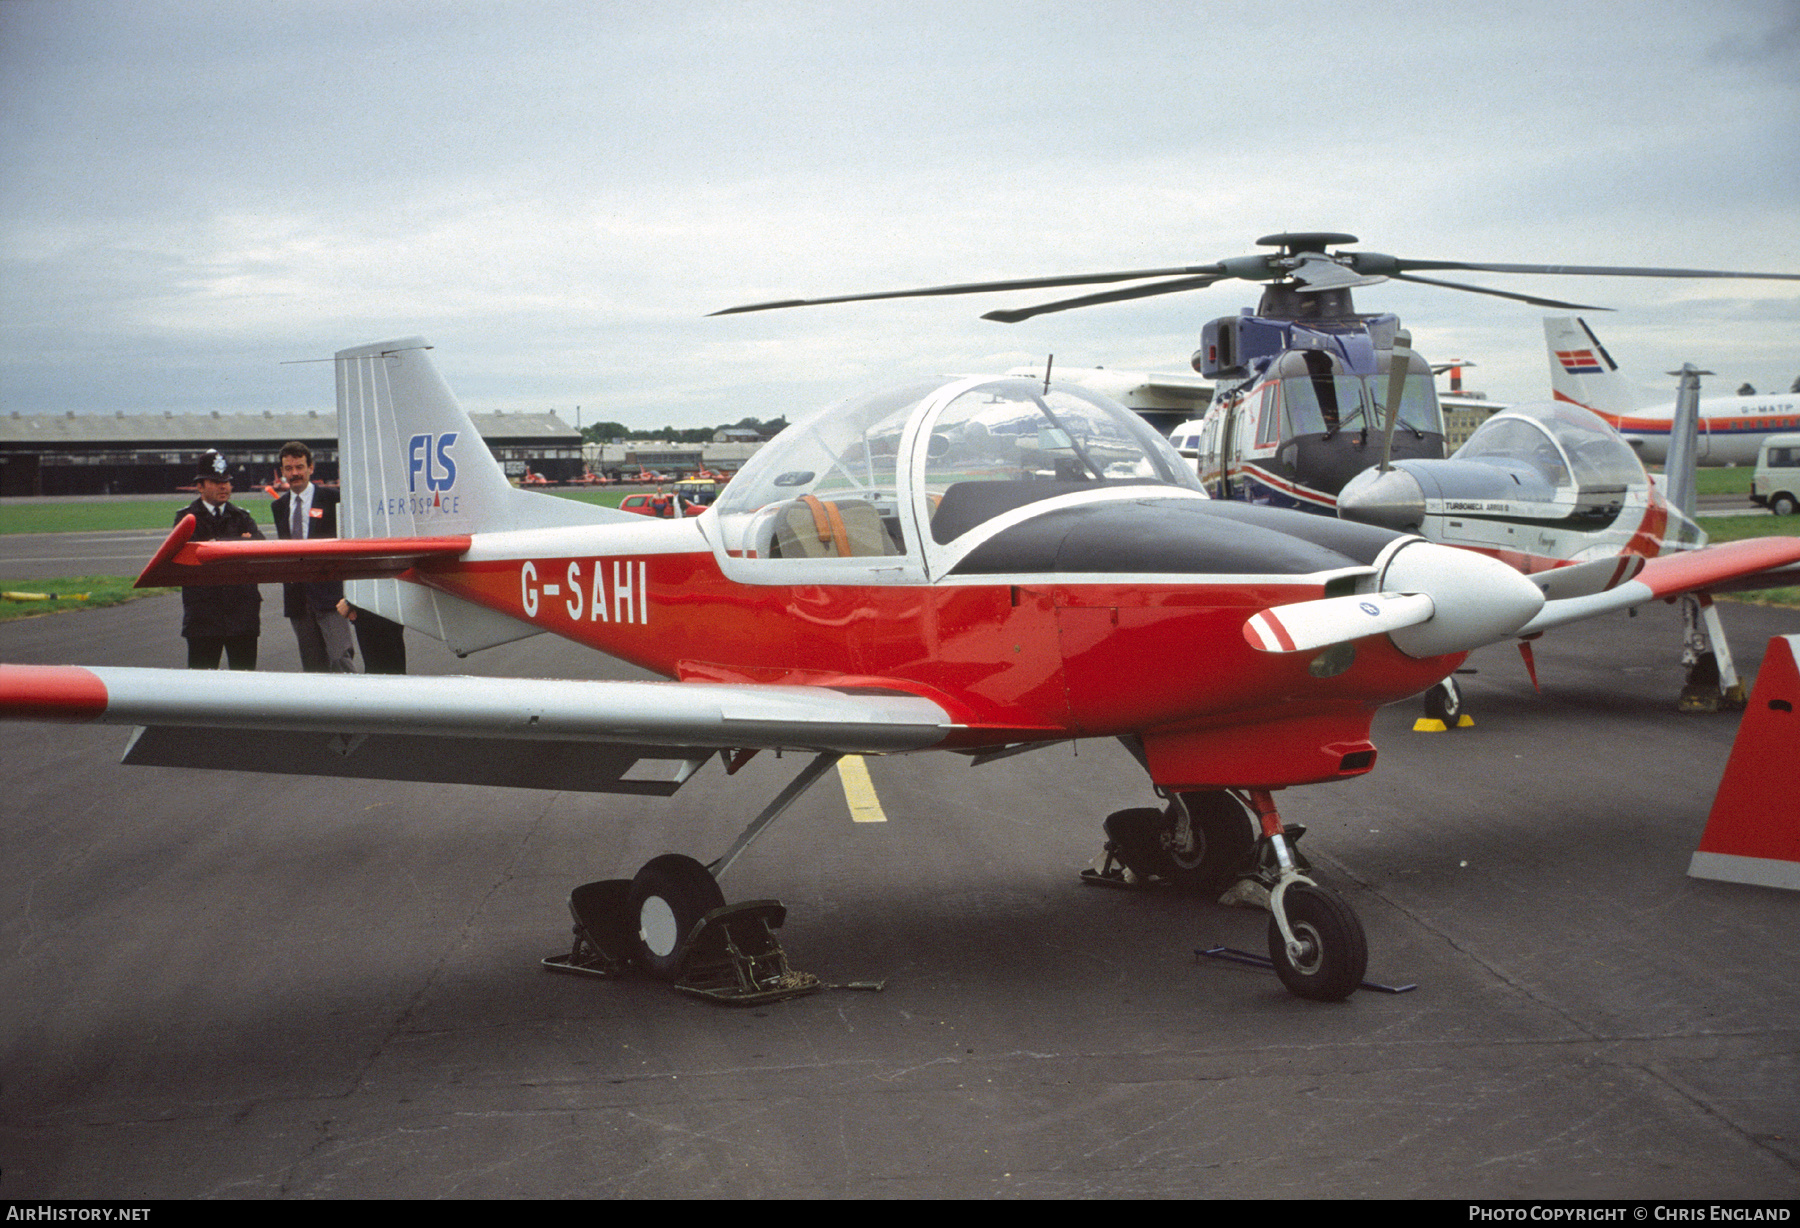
[0,410,577,449]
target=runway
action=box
[2,592,1797,1198]
[0,529,171,579]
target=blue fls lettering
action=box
[407,432,459,493]
[433,433,458,491]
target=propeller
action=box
[1243,540,1544,659]
[712,232,1800,322]
[1244,591,1434,655]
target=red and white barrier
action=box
[1688,635,1800,891]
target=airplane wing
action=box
[0,666,955,796]
[1517,537,1800,636]
[138,514,472,588]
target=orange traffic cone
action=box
[1688,635,1800,891]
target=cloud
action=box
[2,0,1796,426]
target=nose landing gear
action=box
[1245,788,1368,1002]
[1092,785,1370,1002]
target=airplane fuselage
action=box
[414,502,1462,789]
[1337,401,1703,576]
[1575,394,1800,466]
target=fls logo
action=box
[408,433,459,493]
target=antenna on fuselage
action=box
[1043,354,1054,395]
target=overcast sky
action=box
[2,0,1796,432]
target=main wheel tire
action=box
[1772,493,1797,516]
[1103,808,1170,880]
[1422,677,1462,724]
[1163,791,1258,894]
[1266,883,1367,1002]
[626,854,726,980]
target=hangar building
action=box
[0,409,582,496]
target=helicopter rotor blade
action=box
[1394,260,1800,283]
[709,264,1226,316]
[1387,272,1612,311]
[980,274,1228,324]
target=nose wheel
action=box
[1422,677,1462,724]
[1267,881,1367,1001]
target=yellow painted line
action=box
[836,755,887,823]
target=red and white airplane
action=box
[1336,394,1800,718]
[0,339,1783,1000]
[1546,317,1800,466]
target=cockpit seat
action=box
[770,495,898,558]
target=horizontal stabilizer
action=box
[138,514,469,588]
[1243,592,1434,654]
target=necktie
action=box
[291,496,304,540]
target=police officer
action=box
[176,450,264,670]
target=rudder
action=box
[333,337,626,654]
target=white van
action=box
[1750,432,1800,515]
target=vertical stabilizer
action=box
[334,337,625,654]
[1543,317,1641,416]
[1662,364,1708,524]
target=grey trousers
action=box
[290,610,356,673]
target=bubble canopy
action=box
[1452,400,1645,490]
[710,376,1204,576]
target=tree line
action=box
[580,415,789,445]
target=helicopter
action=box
[714,231,1800,513]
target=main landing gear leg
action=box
[1678,594,1745,714]
[1247,789,1368,1002]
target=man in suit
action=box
[271,440,355,672]
[177,449,263,670]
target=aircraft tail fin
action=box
[336,337,621,539]
[334,337,627,654]
[1543,317,1640,418]
[1662,364,1707,522]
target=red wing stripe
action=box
[0,665,109,722]
[1640,538,1800,599]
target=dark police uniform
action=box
[176,495,264,670]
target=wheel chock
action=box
[542,879,637,978]
[1411,715,1473,732]
[544,887,826,1004]
[671,900,823,1005]
[1198,946,1417,994]
[1688,635,1800,891]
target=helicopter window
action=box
[1281,371,1367,436]
[922,378,1199,543]
[1371,368,1445,436]
[1255,384,1282,447]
